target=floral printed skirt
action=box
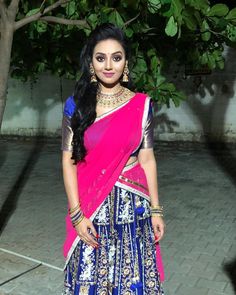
[62,182,164,295]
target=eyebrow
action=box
[95,51,123,55]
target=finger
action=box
[82,227,99,247]
[84,231,99,247]
[89,223,99,240]
[156,225,165,242]
[153,226,159,243]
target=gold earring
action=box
[90,64,97,83]
[122,61,129,82]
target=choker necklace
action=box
[97,86,130,107]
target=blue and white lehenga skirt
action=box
[62,162,164,295]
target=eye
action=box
[96,56,105,62]
[113,55,122,62]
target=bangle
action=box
[71,210,83,222]
[151,213,164,217]
[72,215,84,227]
[69,205,84,227]
[150,204,163,217]
[150,205,163,210]
[69,204,80,214]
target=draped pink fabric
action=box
[63,92,164,281]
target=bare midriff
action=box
[125,156,138,167]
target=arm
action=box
[62,151,80,209]
[61,109,99,248]
[138,148,160,207]
[138,148,165,242]
[137,99,165,242]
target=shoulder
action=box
[133,91,152,107]
[63,96,76,117]
[122,87,149,102]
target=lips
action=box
[103,72,115,78]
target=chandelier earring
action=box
[90,64,97,83]
[122,61,129,82]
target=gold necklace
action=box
[97,87,130,107]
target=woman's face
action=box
[92,39,126,87]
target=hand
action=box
[75,217,99,248]
[151,216,165,243]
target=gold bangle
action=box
[151,213,164,217]
[69,204,80,214]
[151,205,163,210]
[73,215,84,227]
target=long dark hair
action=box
[71,23,133,164]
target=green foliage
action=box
[165,16,178,37]
[11,0,236,108]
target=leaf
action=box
[156,75,166,86]
[171,0,184,18]
[26,8,40,17]
[147,0,162,14]
[216,59,225,70]
[183,9,197,30]
[87,14,98,29]
[185,0,209,11]
[125,27,134,37]
[109,10,124,27]
[226,24,236,42]
[165,16,178,37]
[147,48,157,58]
[226,8,236,20]
[133,57,147,73]
[36,21,47,33]
[207,53,216,69]
[217,18,228,30]
[199,52,208,64]
[66,1,76,17]
[159,82,176,92]
[207,4,229,17]
[161,0,171,4]
[201,20,211,41]
[151,55,159,72]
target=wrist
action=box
[150,204,164,217]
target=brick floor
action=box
[0,139,235,294]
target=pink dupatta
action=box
[63,93,164,281]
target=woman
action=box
[61,23,165,295]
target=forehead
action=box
[93,39,124,54]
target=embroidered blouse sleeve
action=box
[61,96,76,152]
[140,99,154,149]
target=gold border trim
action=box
[118,175,148,192]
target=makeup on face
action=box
[92,39,126,87]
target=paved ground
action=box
[0,138,235,295]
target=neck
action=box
[98,82,122,94]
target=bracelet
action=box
[150,205,163,210]
[69,204,80,214]
[69,205,84,227]
[150,204,163,217]
[71,210,83,222]
[72,215,84,227]
[151,212,164,217]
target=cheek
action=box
[93,61,103,72]
[114,62,125,73]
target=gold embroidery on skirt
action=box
[79,285,89,294]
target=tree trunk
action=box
[0,19,14,131]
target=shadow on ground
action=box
[185,47,236,293]
[0,138,45,235]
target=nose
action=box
[105,58,112,70]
